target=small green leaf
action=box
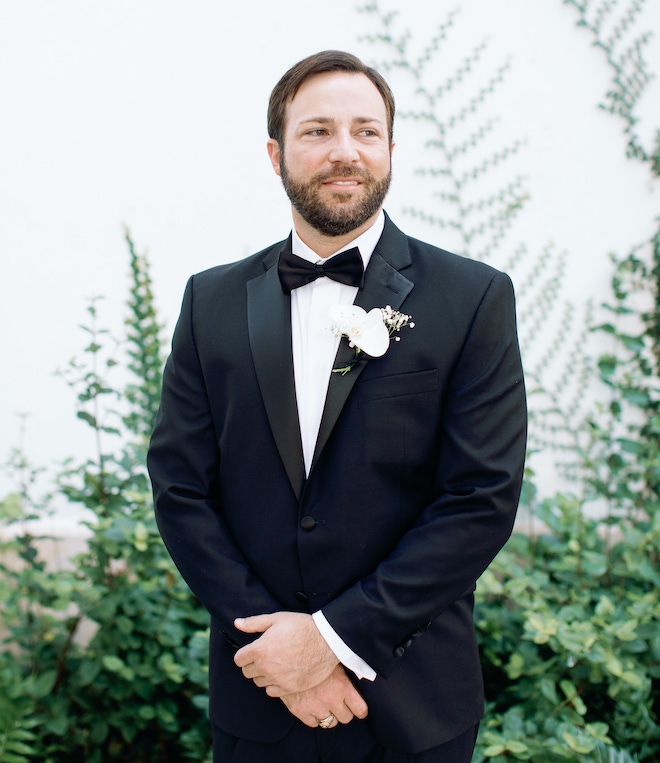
[506,740,529,754]
[506,652,525,679]
[620,670,644,688]
[484,744,506,756]
[0,493,24,520]
[102,655,126,673]
[1,753,32,763]
[90,720,109,744]
[598,354,617,375]
[76,411,97,427]
[618,438,646,455]
[29,669,57,699]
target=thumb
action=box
[234,614,274,634]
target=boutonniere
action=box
[328,304,414,375]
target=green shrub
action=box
[474,236,660,762]
[0,232,212,762]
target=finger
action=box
[240,663,278,686]
[344,687,368,719]
[234,614,273,633]
[233,647,253,668]
[280,697,319,728]
[265,684,286,697]
[238,662,257,678]
[330,704,354,725]
[307,708,342,728]
[246,672,271,688]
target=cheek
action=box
[371,148,392,171]
[284,142,326,175]
[298,150,325,174]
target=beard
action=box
[280,159,391,237]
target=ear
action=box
[267,139,282,177]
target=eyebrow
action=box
[299,116,385,126]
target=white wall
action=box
[1,1,659,531]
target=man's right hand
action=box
[280,664,368,728]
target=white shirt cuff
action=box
[312,610,377,681]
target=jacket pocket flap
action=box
[358,369,438,402]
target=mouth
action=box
[322,179,361,189]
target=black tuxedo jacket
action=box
[147,214,527,754]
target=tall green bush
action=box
[0,233,212,762]
[473,231,660,762]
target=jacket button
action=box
[393,646,405,658]
[404,639,413,649]
[296,591,309,604]
[300,516,316,531]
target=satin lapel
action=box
[247,251,306,501]
[310,246,414,473]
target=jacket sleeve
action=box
[321,271,527,678]
[147,277,281,644]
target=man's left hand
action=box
[280,664,368,727]
[233,611,338,697]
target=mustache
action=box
[314,166,372,183]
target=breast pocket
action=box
[357,369,441,466]
[357,368,439,403]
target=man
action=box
[147,50,527,762]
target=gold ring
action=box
[317,713,336,729]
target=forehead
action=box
[285,71,388,129]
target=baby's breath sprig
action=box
[381,306,415,342]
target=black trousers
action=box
[212,719,478,763]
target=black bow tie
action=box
[278,246,364,294]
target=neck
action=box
[292,208,381,259]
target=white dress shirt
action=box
[290,212,384,682]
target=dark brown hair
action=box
[267,50,395,146]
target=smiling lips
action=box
[323,179,361,189]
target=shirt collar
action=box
[290,210,385,269]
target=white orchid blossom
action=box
[327,304,414,374]
[328,304,390,358]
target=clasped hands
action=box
[234,611,368,728]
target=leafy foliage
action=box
[0,233,212,762]
[123,228,164,441]
[473,228,660,761]
[563,0,657,167]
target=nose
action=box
[328,130,360,164]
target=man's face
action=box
[267,72,393,238]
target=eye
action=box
[358,128,378,137]
[306,128,328,136]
